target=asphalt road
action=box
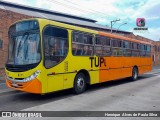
[0,68,160,120]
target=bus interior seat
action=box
[76,49,83,55]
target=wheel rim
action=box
[77,77,85,90]
[133,69,137,79]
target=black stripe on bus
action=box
[47,64,151,76]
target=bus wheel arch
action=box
[73,69,90,94]
[132,66,139,80]
[77,69,90,84]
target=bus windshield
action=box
[7,20,41,65]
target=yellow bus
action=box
[5,18,152,94]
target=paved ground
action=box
[0,67,160,120]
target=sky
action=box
[3,0,160,41]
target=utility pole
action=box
[111,19,120,33]
[116,22,127,33]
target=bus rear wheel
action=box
[73,73,86,94]
[132,67,138,81]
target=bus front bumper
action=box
[6,78,42,94]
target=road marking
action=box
[152,68,160,70]
[152,74,160,77]
[145,71,160,75]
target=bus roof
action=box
[99,31,152,45]
[11,18,152,45]
[38,18,152,45]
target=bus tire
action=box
[73,73,86,94]
[132,67,138,81]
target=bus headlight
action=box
[23,70,41,82]
[6,70,41,83]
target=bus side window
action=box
[123,41,131,56]
[95,46,103,56]
[112,39,123,56]
[88,46,93,55]
[72,43,78,55]
[43,26,68,68]
[95,36,111,56]
[95,36,103,56]
[146,45,151,57]
[140,44,146,57]
[102,36,111,56]
[73,34,79,42]
[81,34,93,56]
[76,44,83,55]
[72,31,93,56]
[132,42,140,57]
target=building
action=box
[0,1,160,76]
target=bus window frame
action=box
[111,38,123,57]
[140,44,146,57]
[123,40,132,57]
[42,25,69,69]
[95,35,111,57]
[6,19,42,72]
[131,42,140,57]
[146,45,151,57]
[71,30,94,57]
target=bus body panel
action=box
[5,61,46,94]
[5,18,152,94]
[38,19,99,93]
[99,57,152,83]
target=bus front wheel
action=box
[73,73,86,94]
[132,67,138,81]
